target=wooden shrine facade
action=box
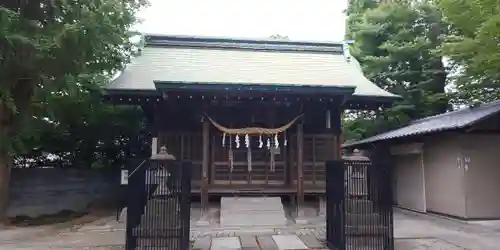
[103,34,400,204]
[153,96,344,198]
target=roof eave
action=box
[154,81,357,96]
[344,94,402,110]
[102,88,159,96]
[341,126,463,149]
[144,33,345,49]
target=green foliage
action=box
[437,0,500,105]
[343,0,450,141]
[0,0,148,167]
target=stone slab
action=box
[256,236,279,250]
[272,235,308,250]
[193,236,212,250]
[239,235,260,250]
[294,218,308,225]
[211,237,241,250]
[196,220,211,226]
[234,229,275,237]
[220,197,287,227]
[223,214,287,227]
[299,235,323,249]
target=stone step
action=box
[272,235,308,250]
[256,236,279,250]
[221,210,285,216]
[299,235,324,249]
[220,197,287,228]
[345,225,389,236]
[239,235,260,250]
[222,204,284,211]
[211,237,241,250]
[221,213,287,227]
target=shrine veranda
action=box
[103,34,400,206]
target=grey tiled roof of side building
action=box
[108,34,399,99]
[343,99,500,147]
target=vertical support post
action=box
[201,118,210,208]
[196,116,211,226]
[331,107,342,161]
[297,120,304,206]
[294,114,306,224]
[325,105,345,249]
[210,135,215,187]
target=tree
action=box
[342,0,450,140]
[437,0,500,105]
[0,0,147,223]
[15,89,148,170]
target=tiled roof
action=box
[343,100,500,147]
[107,34,399,99]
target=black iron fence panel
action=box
[125,159,191,250]
[326,159,394,250]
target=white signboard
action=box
[121,169,129,185]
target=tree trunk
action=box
[0,151,11,225]
[0,101,13,225]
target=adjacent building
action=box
[344,100,500,220]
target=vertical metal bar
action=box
[181,161,192,250]
[326,160,345,250]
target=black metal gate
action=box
[326,158,394,250]
[125,159,191,250]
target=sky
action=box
[134,0,348,42]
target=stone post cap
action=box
[150,146,176,160]
[342,148,370,161]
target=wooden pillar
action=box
[201,118,210,208]
[331,107,342,161]
[297,119,304,206]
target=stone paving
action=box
[219,197,287,227]
[2,203,500,249]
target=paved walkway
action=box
[192,234,323,250]
[2,207,500,249]
[394,209,500,250]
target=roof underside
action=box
[107,34,399,102]
[343,100,500,148]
